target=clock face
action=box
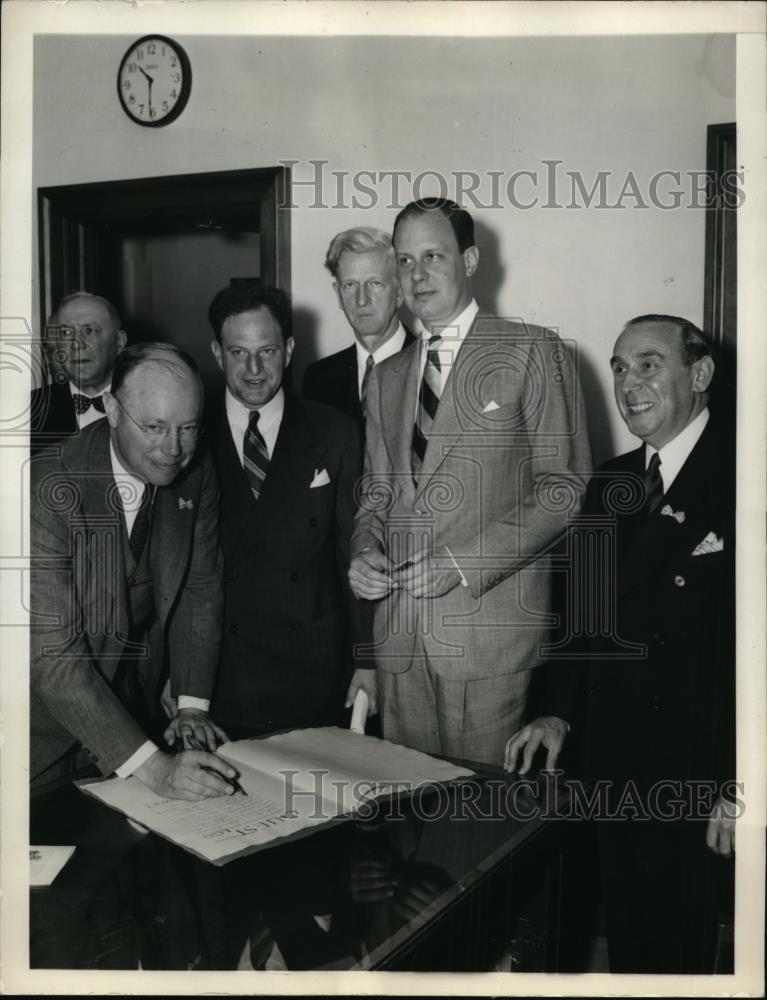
[117,36,191,127]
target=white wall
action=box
[33,32,735,463]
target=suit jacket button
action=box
[227,624,239,635]
[309,517,319,527]
[650,695,661,710]
[652,632,665,646]
[589,683,602,695]
[674,574,686,587]
[290,571,299,582]
[289,620,302,630]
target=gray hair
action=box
[324,227,395,277]
[110,342,202,398]
[49,291,122,331]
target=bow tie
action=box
[72,393,106,415]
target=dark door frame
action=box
[37,165,291,331]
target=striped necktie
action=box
[412,334,442,476]
[243,410,270,501]
[360,354,375,418]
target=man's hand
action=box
[349,548,396,601]
[134,748,238,800]
[392,548,462,599]
[504,716,569,774]
[345,668,379,716]
[706,795,737,856]
[163,707,229,752]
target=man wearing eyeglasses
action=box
[31,342,236,800]
[31,292,127,454]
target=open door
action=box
[38,166,291,393]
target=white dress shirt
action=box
[225,387,285,463]
[413,299,480,419]
[645,407,709,493]
[109,443,209,778]
[355,323,408,396]
[68,381,109,430]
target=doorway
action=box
[38,166,291,395]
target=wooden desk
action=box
[30,768,569,971]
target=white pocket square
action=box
[691,532,724,556]
[482,400,500,413]
[310,468,331,488]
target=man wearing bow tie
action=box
[31,292,128,454]
[349,198,591,765]
[31,343,234,800]
[302,227,414,434]
[206,282,362,738]
[505,316,736,972]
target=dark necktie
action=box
[360,354,375,419]
[412,334,442,475]
[243,410,270,501]
[641,451,664,520]
[129,484,155,563]
[72,392,106,415]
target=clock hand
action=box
[138,66,154,85]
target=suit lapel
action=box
[258,396,328,524]
[65,422,129,651]
[415,317,500,493]
[616,422,722,598]
[381,340,421,476]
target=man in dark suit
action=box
[207,282,363,738]
[31,292,127,454]
[31,342,237,800]
[505,315,736,972]
[302,227,414,432]
[349,199,591,765]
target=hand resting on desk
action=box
[134,748,238,800]
[504,716,569,775]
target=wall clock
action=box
[117,35,192,127]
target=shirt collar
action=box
[70,381,109,399]
[414,299,479,346]
[225,386,285,427]
[355,322,407,368]
[646,407,709,490]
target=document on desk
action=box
[30,845,76,886]
[78,727,474,866]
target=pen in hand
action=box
[185,736,248,796]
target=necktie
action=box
[243,410,270,501]
[72,393,106,415]
[641,451,664,520]
[412,334,443,475]
[360,354,375,419]
[129,484,155,563]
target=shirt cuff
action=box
[177,696,211,712]
[115,740,159,778]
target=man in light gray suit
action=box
[349,198,591,764]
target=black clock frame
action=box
[117,35,192,128]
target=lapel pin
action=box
[660,504,685,524]
[178,498,193,510]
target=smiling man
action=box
[505,315,736,972]
[31,292,128,454]
[207,282,362,738]
[349,198,590,765]
[31,342,235,800]
[302,227,413,433]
